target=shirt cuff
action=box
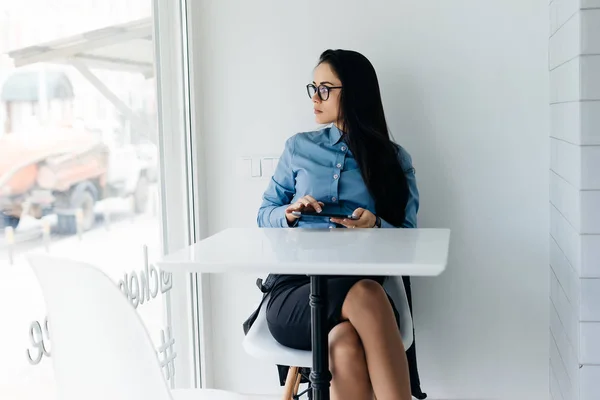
[271,205,296,228]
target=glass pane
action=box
[0,1,184,398]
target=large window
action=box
[0,1,198,398]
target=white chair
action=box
[27,254,254,400]
[242,277,414,399]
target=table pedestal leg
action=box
[310,275,331,400]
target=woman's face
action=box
[311,62,342,126]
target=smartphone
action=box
[291,211,358,220]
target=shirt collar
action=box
[329,124,345,145]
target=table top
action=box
[157,228,450,276]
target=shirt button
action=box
[341,146,347,152]
[336,163,342,168]
[332,197,337,202]
[333,174,339,180]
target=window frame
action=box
[153,0,210,389]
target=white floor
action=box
[174,391,452,400]
[172,389,276,399]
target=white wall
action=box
[188,1,550,398]
[548,1,600,399]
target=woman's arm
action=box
[257,135,297,228]
[380,147,420,229]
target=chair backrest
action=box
[382,276,414,350]
[28,254,173,400]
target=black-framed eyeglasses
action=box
[306,83,342,101]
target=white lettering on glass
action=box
[117,264,171,309]
[157,327,177,382]
[26,317,50,365]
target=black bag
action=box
[242,278,270,335]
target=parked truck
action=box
[0,128,153,234]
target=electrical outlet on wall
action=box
[260,157,279,178]
[236,156,279,178]
[251,158,262,177]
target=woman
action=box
[257,49,419,400]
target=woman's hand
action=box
[330,208,377,228]
[285,195,325,225]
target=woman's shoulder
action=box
[280,127,329,157]
[393,143,415,172]
[289,126,331,146]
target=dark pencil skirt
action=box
[266,275,399,351]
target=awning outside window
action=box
[5,18,155,136]
[7,18,154,77]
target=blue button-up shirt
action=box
[257,125,419,229]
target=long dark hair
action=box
[318,49,409,227]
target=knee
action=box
[329,322,364,363]
[344,279,389,312]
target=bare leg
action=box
[341,280,411,400]
[328,321,372,400]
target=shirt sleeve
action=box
[380,147,420,229]
[257,135,297,228]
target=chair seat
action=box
[243,277,413,369]
[242,300,312,368]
